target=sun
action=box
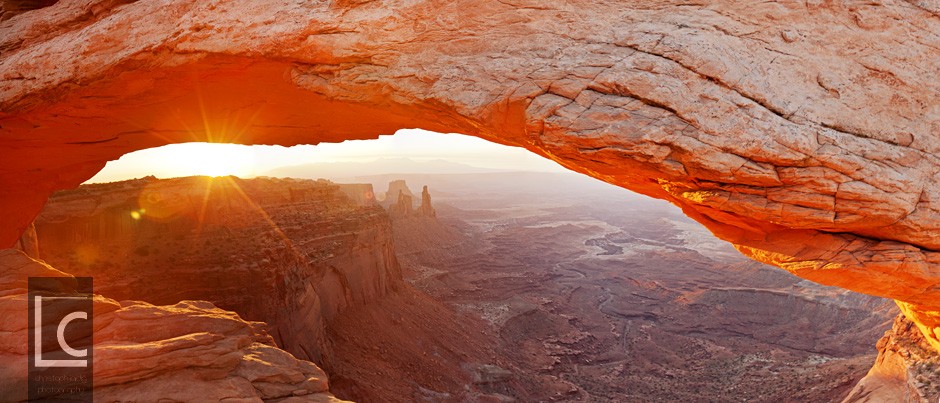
[172,143,257,177]
[171,143,257,177]
[85,142,259,182]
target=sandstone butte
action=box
[0,0,938,400]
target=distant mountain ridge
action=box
[264,157,508,178]
[264,158,668,210]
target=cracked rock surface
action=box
[0,0,938,369]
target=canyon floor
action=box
[30,171,900,402]
[332,172,899,402]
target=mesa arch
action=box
[1,0,939,356]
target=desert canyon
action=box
[6,173,917,401]
[1,0,939,401]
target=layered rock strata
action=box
[418,185,436,218]
[382,180,414,206]
[383,180,436,219]
[0,249,347,402]
[845,315,940,402]
[33,176,402,367]
[387,190,414,218]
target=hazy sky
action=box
[85,129,567,183]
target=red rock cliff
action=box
[0,249,347,402]
[33,176,403,367]
[845,315,940,402]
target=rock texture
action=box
[381,180,414,205]
[0,0,938,378]
[418,185,436,218]
[388,190,414,218]
[31,176,513,402]
[384,180,436,219]
[0,0,57,21]
[13,221,38,257]
[0,249,348,402]
[393,178,901,401]
[336,183,377,207]
[845,315,940,402]
[32,175,403,367]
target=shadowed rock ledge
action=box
[845,315,940,402]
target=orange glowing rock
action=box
[1,0,939,398]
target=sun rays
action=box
[126,175,307,268]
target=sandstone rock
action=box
[13,221,39,258]
[388,190,415,218]
[382,180,414,206]
[418,185,436,218]
[844,314,940,402]
[0,249,347,402]
[0,0,938,384]
[384,181,437,219]
[32,175,403,368]
[0,0,57,21]
[336,183,377,207]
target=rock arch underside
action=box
[1,0,939,400]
